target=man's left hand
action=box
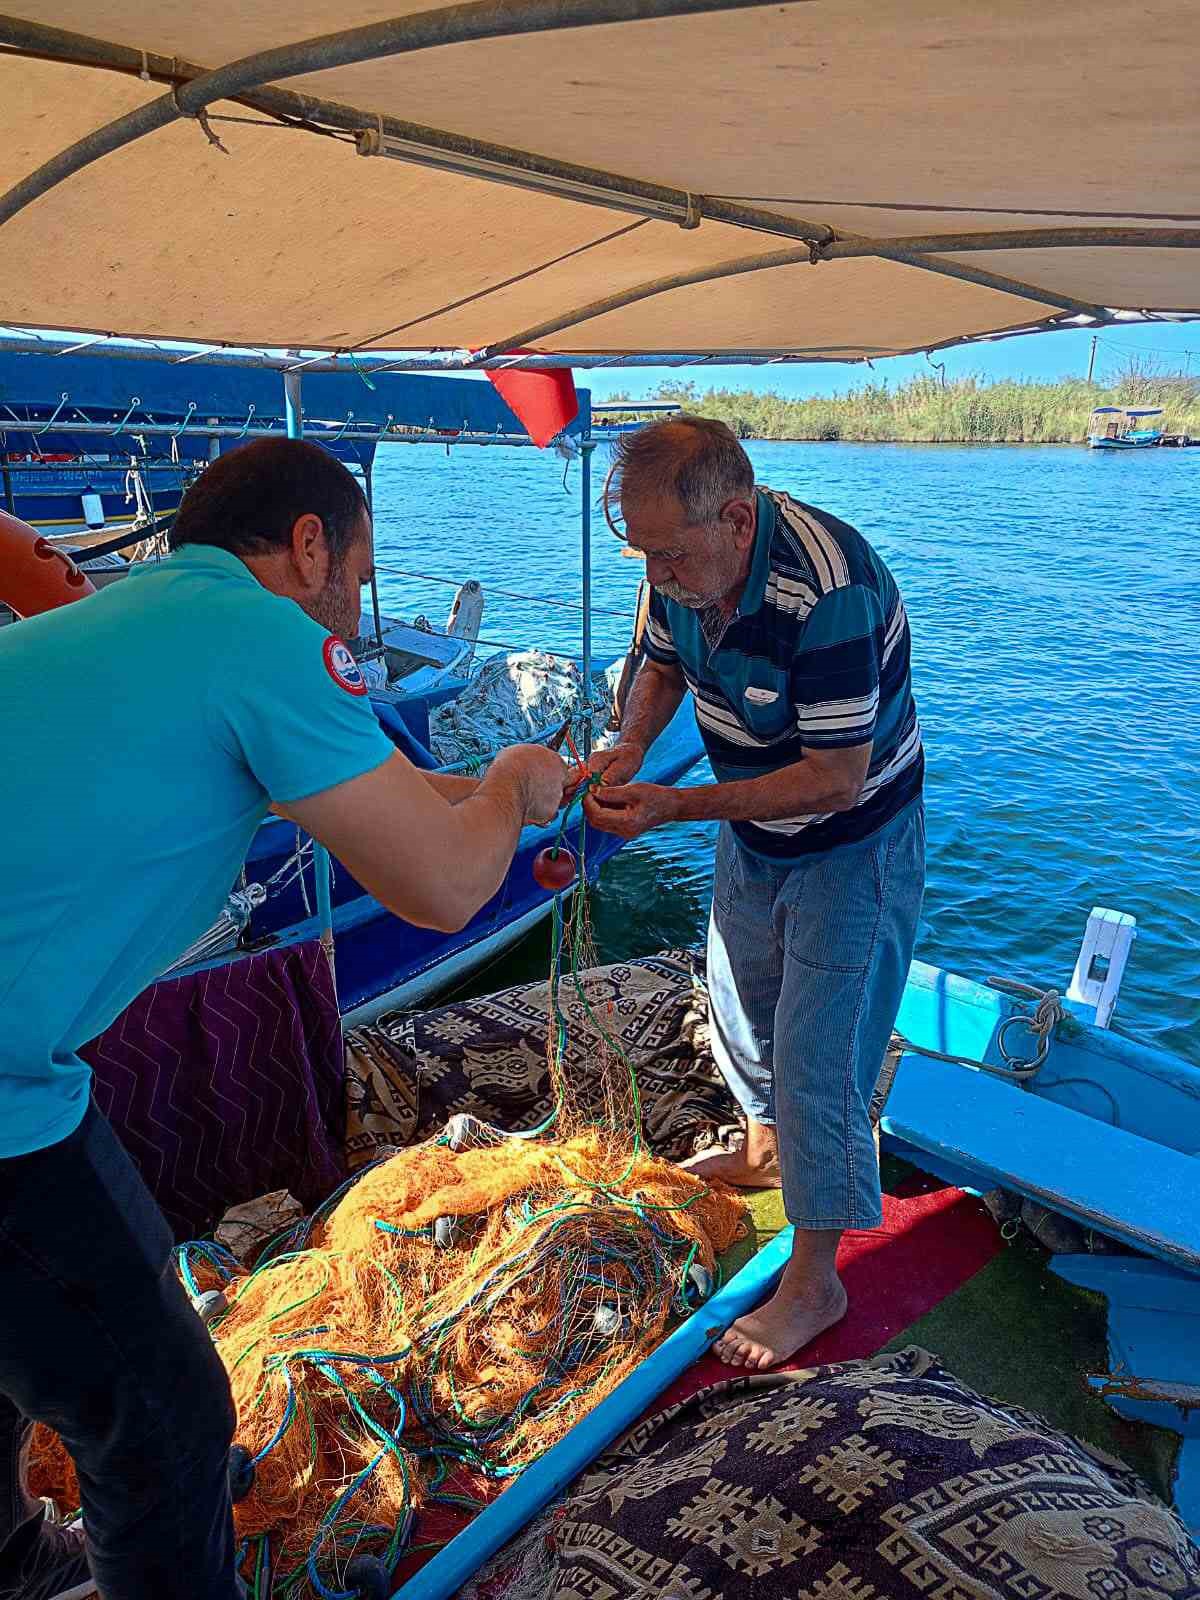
[583,781,679,839]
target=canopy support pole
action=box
[283,368,302,440]
[284,366,339,994]
[580,438,595,756]
[363,453,387,670]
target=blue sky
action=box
[584,319,1200,403]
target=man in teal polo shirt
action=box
[0,439,566,1600]
[586,417,924,1375]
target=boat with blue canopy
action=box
[1088,405,1166,448]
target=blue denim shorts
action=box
[706,802,925,1230]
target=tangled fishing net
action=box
[30,808,746,1600]
[426,650,615,767]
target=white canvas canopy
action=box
[0,0,1196,363]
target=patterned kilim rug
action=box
[343,951,734,1167]
[462,1347,1200,1600]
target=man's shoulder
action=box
[139,550,329,647]
[762,489,876,598]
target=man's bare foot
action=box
[714,1278,848,1370]
[680,1145,782,1189]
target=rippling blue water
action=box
[372,439,1200,1066]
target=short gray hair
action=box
[604,414,755,528]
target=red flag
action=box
[487,360,578,448]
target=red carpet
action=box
[659,1175,1001,1409]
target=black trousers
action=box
[0,1102,240,1599]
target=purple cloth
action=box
[81,941,347,1239]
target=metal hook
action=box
[113,396,143,434]
[33,392,69,437]
[233,403,256,442]
[327,411,355,444]
[170,401,198,438]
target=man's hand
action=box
[584,779,678,839]
[492,744,569,826]
[586,740,646,788]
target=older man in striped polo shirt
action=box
[584,416,924,1369]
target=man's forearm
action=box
[671,748,870,823]
[431,762,530,917]
[423,771,482,804]
[617,661,686,755]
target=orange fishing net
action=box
[29,855,747,1599]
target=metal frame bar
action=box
[282,364,338,988]
[0,417,542,446]
[0,14,832,242]
[0,334,948,370]
[475,245,1117,357]
[3,315,1198,375]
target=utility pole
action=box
[1086,334,1098,383]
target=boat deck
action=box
[718,1166,1180,1500]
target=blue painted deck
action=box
[881,955,1200,1531]
[1052,1256,1200,1535]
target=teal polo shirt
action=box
[0,544,393,1158]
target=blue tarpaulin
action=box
[0,350,590,444]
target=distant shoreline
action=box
[599,373,1199,448]
[736,435,1083,446]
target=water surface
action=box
[372,439,1200,1066]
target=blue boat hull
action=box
[192,696,705,1016]
[1087,433,1163,449]
[890,958,1200,1154]
[881,955,1200,1531]
[1,462,188,531]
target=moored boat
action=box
[1087,405,1166,448]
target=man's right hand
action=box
[492,743,570,826]
[586,741,646,788]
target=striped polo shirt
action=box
[643,487,923,859]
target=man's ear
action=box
[722,496,757,550]
[288,513,328,589]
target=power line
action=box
[1093,333,1199,361]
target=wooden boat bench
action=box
[880,1054,1200,1275]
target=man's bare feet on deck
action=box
[680,1145,782,1188]
[714,1278,848,1370]
[681,1118,782,1188]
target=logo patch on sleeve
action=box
[323,636,368,696]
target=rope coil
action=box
[892,979,1065,1084]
